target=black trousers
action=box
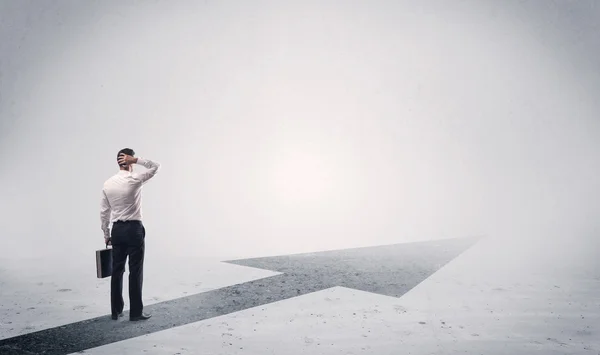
[110,220,145,317]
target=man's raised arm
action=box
[133,157,161,184]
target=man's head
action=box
[117,148,135,171]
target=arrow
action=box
[0,237,480,355]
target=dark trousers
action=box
[110,220,145,317]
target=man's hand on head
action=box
[118,154,138,166]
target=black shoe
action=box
[130,313,152,321]
[111,312,124,320]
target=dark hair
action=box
[117,148,135,166]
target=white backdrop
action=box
[0,0,599,266]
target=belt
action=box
[113,220,142,224]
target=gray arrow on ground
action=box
[0,236,480,355]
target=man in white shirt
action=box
[100,148,161,321]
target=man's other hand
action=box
[118,154,138,166]
[105,237,111,246]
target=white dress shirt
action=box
[100,158,161,239]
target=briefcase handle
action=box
[105,238,112,249]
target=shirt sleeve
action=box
[100,190,112,239]
[133,157,161,184]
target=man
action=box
[100,148,161,321]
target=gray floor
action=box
[1,236,598,354]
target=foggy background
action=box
[0,0,599,268]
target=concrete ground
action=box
[0,235,598,355]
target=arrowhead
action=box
[225,236,481,298]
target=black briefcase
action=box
[96,243,113,278]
